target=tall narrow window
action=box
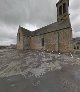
[59,5,62,15]
[42,38,44,46]
[74,46,76,49]
[77,46,79,49]
[19,33,20,42]
[63,3,66,13]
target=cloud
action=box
[69,0,80,37]
[0,0,57,26]
[0,0,28,25]
[0,0,80,45]
[0,22,17,45]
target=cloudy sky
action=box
[0,0,80,45]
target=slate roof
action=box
[19,19,71,37]
[31,19,71,36]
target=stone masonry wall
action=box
[30,28,72,52]
[59,28,72,52]
[23,36,31,50]
[17,30,24,50]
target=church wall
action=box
[17,31,24,50]
[30,28,72,52]
[58,28,72,52]
[23,36,31,50]
[17,27,72,52]
[43,32,58,52]
[30,35,43,50]
[30,31,58,52]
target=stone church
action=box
[17,0,72,52]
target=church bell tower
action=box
[56,0,70,22]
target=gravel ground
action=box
[0,49,80,92]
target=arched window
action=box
[63,3,66,13]
[74,46,76,49]
[18,33,20,42]
[42,38,44,46]
[77,46,79,50]
[59,5,62,15]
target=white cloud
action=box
[0,0,80,45]
[0,22,17,45]
[23,24,38,31]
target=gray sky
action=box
[0,0,80,45]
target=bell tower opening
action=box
[63,3,66,13]
[59,5,62,15]
[56,0,69,22]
